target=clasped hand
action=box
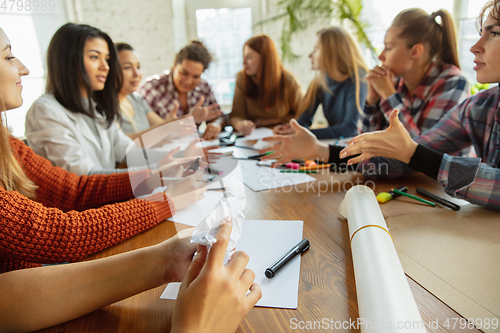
[365,66,397,104]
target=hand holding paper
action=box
[190,191,245,263]
[157,228,197,284]
[171,219,262,333]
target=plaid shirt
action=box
[139,71,218,119]
[362,86,500,210]
[360,63,470,138]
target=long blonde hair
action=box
[299,27,368,116]
[0,94,38,199]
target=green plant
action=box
[255,0,376,62]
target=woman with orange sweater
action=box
[0,36,205,272]
[0,27,260,332]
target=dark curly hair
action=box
[174,41,212,70]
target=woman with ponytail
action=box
[230,35,303,136]
[360,8,470,138]
[273,26,368,139]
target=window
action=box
[0,0,67,137]
[456,0,491,84]
[195,7,253,106]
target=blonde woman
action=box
[273,26,367,139]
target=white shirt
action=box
[25,93,133,176]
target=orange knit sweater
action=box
[0,137,174,273]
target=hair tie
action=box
[430,12,442,25]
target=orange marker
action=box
[299,164,331,171]
[304,160,317,167]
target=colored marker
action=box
[393,188,436,207]
[161,177,213,182]
[304,160,317,167]
[285,162,301,170]
[416,187,461,211]
[206,165,223,175]
[299,164,331,171]
[245,153,266,160]
[265,239,310,278]
[376,186,408,203]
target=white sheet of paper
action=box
[168,191,223,227]
[240,127,274,141]
[238,160,316,192]
[235,128,274,149]
[200,139,220,148]
[252,139,275,150]
[232,147,258,159]
[160,220,304,309]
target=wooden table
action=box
[37,171,481,333]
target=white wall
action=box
[75,0,180,79]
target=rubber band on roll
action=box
[350,224,393,244]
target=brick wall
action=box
[78,0,179,79]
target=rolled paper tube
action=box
[339,185,426,333]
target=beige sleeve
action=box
[286,74,303,118]
[230,72,248,127]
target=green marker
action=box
[393,189,436,207]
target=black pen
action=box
[416,187,461,211]
[265,239,310,279]
[233,153,266,160]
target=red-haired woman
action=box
[230,35,303,136]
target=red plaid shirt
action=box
[139,70,218,119]
[359,86,500,210]
[360,63,470,137]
